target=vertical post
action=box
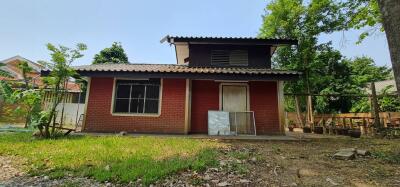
[277,81,285,134]
[252,111,256,136]
[235,112,237,136]
[82,77,91,131]
[370,82,381,129]
[184,79,191,134]
[75,91,81,127]
[307,95,314,129]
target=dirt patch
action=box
[231,138,400,187]
[0,155,25,182]
[0,156,103,187]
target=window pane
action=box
[131,85,145,98]
[146,85,160,99]
[114,99,129,112]
[130,98,144,113]
[116,85,131,98]
[145,100,159,113]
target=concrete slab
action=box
[74,132,302,141]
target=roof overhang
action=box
[69,71,300,81]
[41,64,302,81]
[161,35,298,46]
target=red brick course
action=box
[83,77,187,134]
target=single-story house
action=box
[67,36,301,135]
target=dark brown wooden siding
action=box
[188,44,271,68]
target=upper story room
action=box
[161,36,297,69]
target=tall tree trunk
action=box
[377,0,400,96]
[370,82,381,129]
[295,95,305,127]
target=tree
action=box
[260,0,391,116]
[93,42,128,64]
[39,43,87,138]
[348,56,391,88]
[376,0,400,96]
[259,0,346,124]
[342,0,400,96]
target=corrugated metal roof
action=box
[160,35,298,45]
[73,64,301,75]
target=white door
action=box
[222,85,251,134]
[222,85,247,112]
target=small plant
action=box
[372,150,400,164]
[38,43,87,138]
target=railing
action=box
[208,111,256,136]
[229,111,256,136]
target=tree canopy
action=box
[259,0,392,113]
[93,42,129,64]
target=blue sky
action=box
[0,0,391,67]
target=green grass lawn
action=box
[0,132,222,185]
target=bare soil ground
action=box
[160,137,400,187]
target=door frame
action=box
[219,83,250,111]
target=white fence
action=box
[44,102,85,126]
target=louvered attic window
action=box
[211,50,230,66]
[211,50,248,66]
[229,50,248,66]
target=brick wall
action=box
[84,77,187,134]
[249,81,280,134]
[190,80,220,133]
[84,78,280,135]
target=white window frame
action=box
[110,78,163,117]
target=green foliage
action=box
[260,0,391,113]
[349,57,391,87]
[93,42,129,64]
[0,63,12,78]
[0,133,221,186]
[13,89,43,126]
[39,43,87,138]
[17,61,34,89]
[378,85,400,112]
[350,97,370,112]
[372,150,400,164]
[0,80,42,126]
[341,0,383,43]
[0,80,14,102]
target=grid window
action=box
[113,79,161,114]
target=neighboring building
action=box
[0,55,44,87]
[66,36,301,135]
[373,79,397,94]
[0,56,85,126]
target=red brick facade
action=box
[190,80,220,133]
[249,81,280,134]
[84,78,281,135]
[84,77,187,134]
